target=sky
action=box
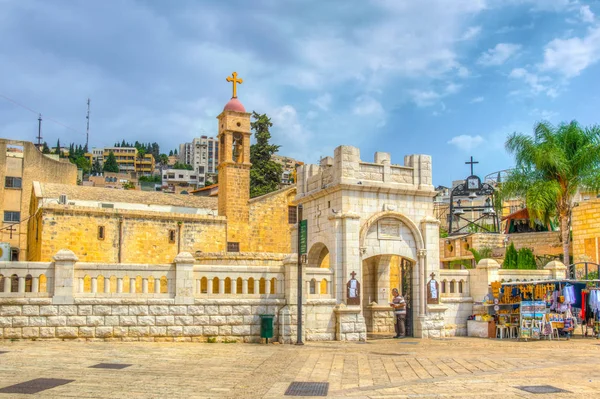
[2,0,600,186]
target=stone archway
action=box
[359,211,426,338]
[307,242,331,294]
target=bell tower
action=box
[217,72,252,251]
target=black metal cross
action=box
[6,224,16,239]
[430,272,436,280]
[350,271,357,279]
[465,156,478,175]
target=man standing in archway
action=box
[391,288,406,338]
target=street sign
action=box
[299,220,308,255]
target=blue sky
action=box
[2,0,600,185]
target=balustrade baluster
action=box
[242,279,248,294]
[117,278,123,294]
[129,278,136,293]
[254,279,260,295]
[218,279,225,295]
[207,279,213,295]
[154,278,161,294]
[78,278,84,293]
[142,278,148,293]
[232,279,237,294]
[266,279,271,295]
[18,277,25,293]
[32,277,39,293]
[104,280,111,293]
[3,278,10,293]
[91,277,97,294]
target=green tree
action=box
[503,242,518,269]
[172,162,193,170]
[169,150,173,156]
[55,138,61,154]
[92,158,102,174]
[249,111,283,198]
[503,121,600,264]
[469,247,493,264]
[517,248,536,269]
[42,142,50,154]
[159,154,169,165]
[103,151,120,173]
[71,156,91,174]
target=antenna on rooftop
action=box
[36,113,42,147]
[85,98,90,149]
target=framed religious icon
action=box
[346,271,360,306]
[427,273,439,305]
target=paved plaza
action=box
[1,337,600,398]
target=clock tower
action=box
[217,72,252,251]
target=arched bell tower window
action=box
[232,132,242,162]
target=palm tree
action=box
[503,121,600,264]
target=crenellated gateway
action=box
[295,146,443,340]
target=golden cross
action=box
[226,72,243,98]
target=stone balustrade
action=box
[305,267,334,298]
[0,262,53,296]
[193,265,285,298]
[74,263,174,296]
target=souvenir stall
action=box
[495,279,600,340]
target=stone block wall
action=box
[0,297,284,343]
[334,307,367,341]
[507,232,563,256]
[304,299,336,341]
[572,199,600,263]
[440,298,473,337]
[30,206,227,263]
[249,187,296,254]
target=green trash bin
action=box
[259,314,274,344]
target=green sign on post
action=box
[299,220,308,255]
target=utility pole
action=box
[36,114,42,147]
[296,204,304,345]
[85,98,90,150]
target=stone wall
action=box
[572,198,600,263]
[249,187,296,254]
[0,297,283,342]
[507,232,563,257]
[29,205,227,263]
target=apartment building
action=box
[179,136,219,186]
[0,139,77,261]
[102,147,155,176]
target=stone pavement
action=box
[1,337,600,398]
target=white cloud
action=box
[477,43,522,66]
[310,93,332,111]
[447,135,485,151]
[410,90,442,107]
[352,95,386,127]
[461,26,482,40]
[580,5,595,22]
[470,96,484,103]
[445,83,462,94]
[529,108,559,120]
[352,95,384,117]
[509,67,556,97]
[541,26,600,77]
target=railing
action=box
[193,265,285,298]
[74,263,174,296]
[439,269,469,297]
[306,267,334,298]
[0,262,53,296]
[498,269,553,282]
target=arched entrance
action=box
[360,211,425,339]
[362,254,414,337]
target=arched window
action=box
[459,280,464,294]
[441,280,446,294]
[450,280,455,294]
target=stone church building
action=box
[8,82,444,342]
